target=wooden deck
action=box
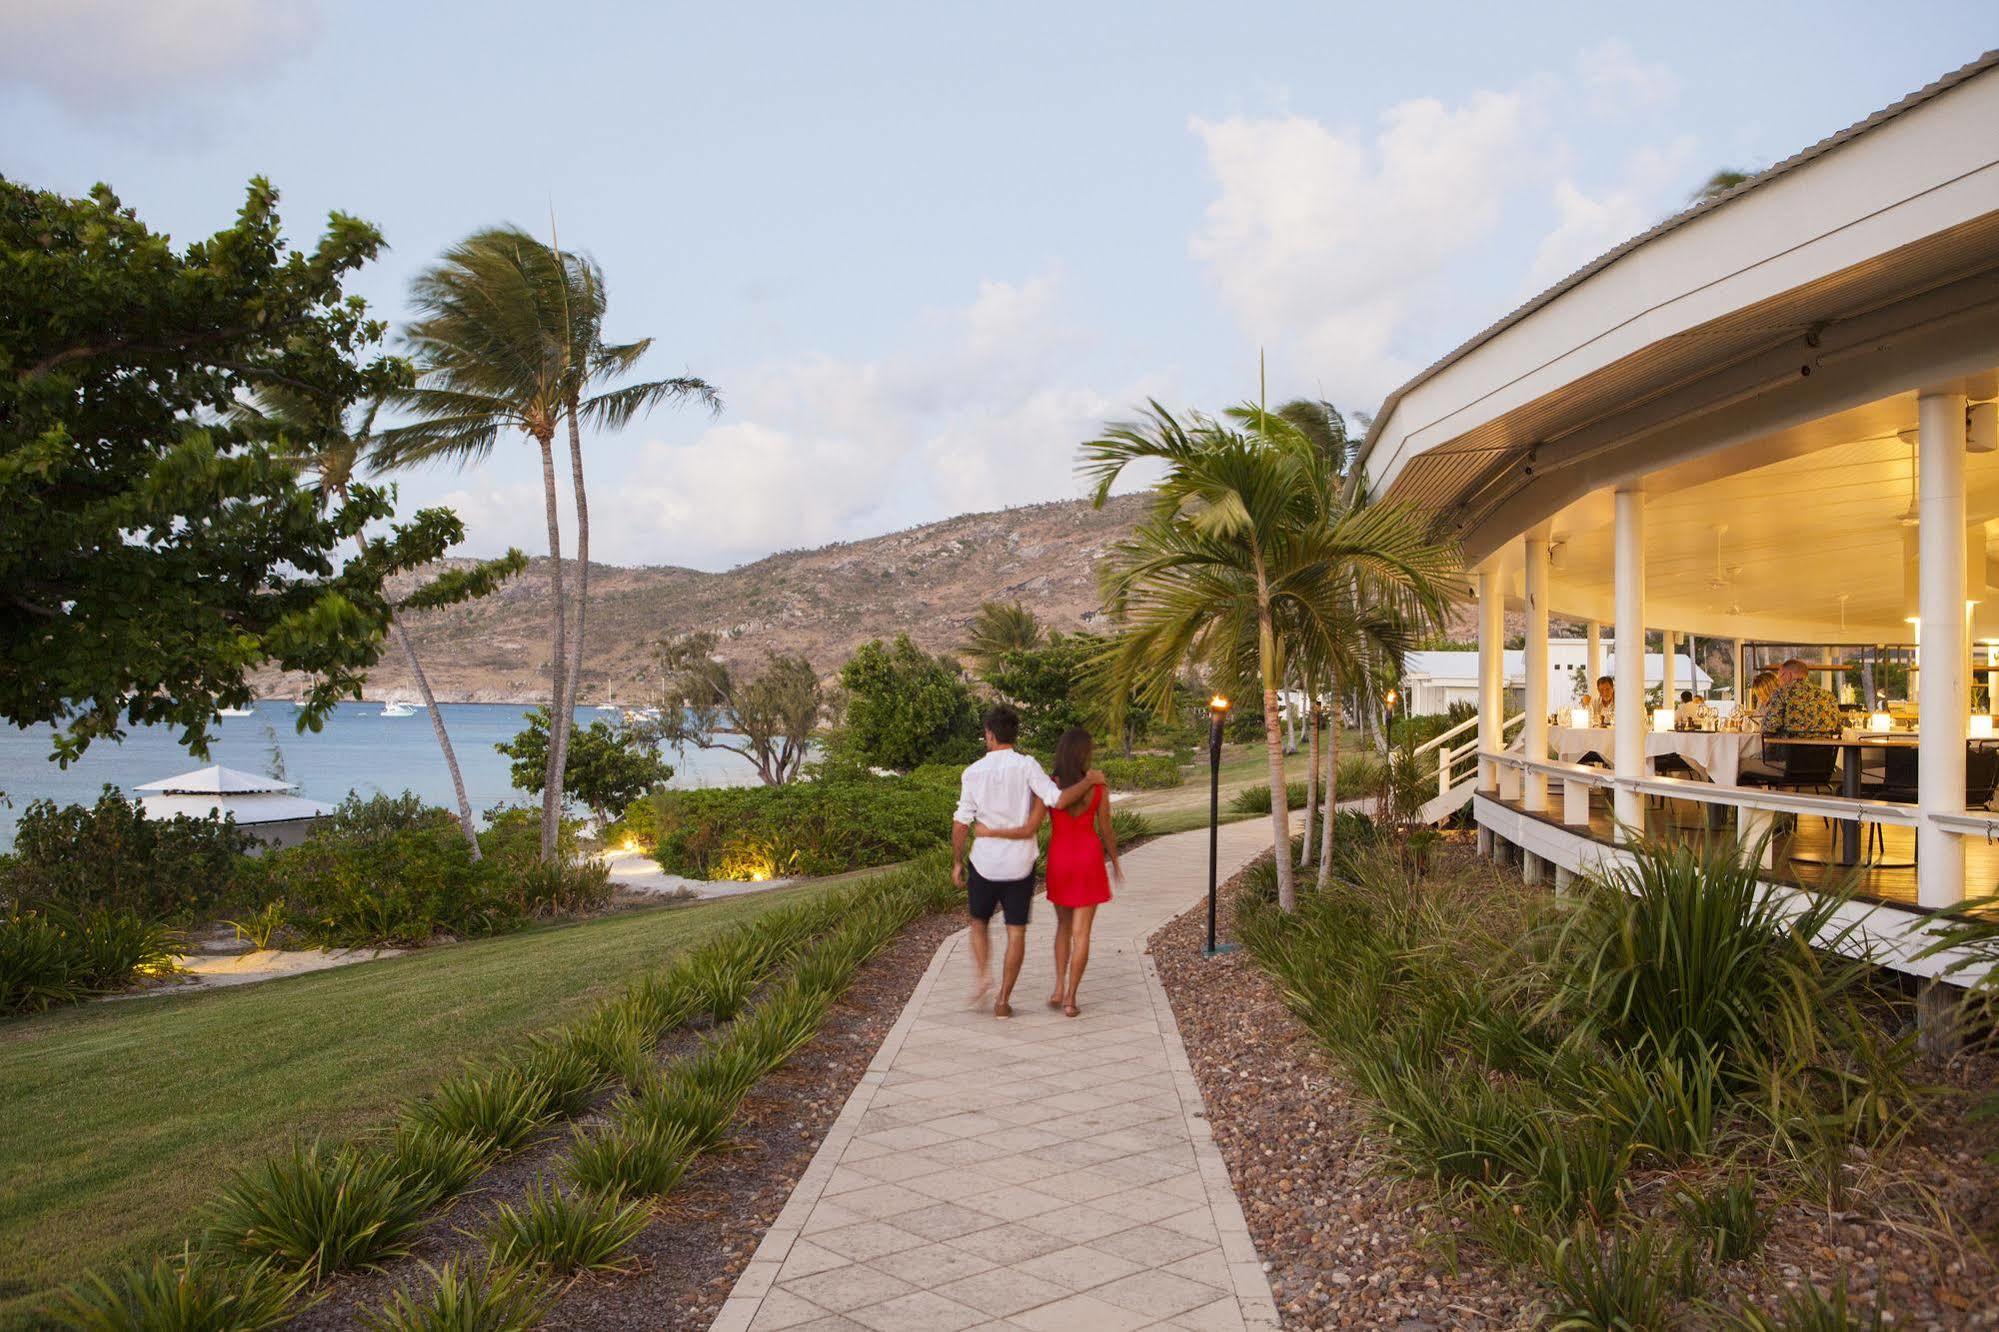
[1493,790,1999,908]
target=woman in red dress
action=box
[977,727,1120,1017]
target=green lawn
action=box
[0,885,834,1327]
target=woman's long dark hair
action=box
[1051,726,1094,789]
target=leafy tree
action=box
[985,630,1157,756]
[654,632,821,785]
[380,228,716,862]
[1,175,466,761]
[834,635,981,772]
[1691,167,1754,204]
[496,707,672,827]
[1083,401,1459,910]
[962,601,1043,675]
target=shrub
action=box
[1538,1220,1686,1331]
[48,1246,310,1332]
[1721,1277,1884,1331]
[639,771,956,878]
[1,787,255,920]
[503,859,613,918]
[204,1139,431,1279]
[832,634,982,771]
[383,1122,491,1208]
[359,1260,555,1332]
[1098,754,1182,790]
[482,1178,648,1276]
[261,796,512,948]
[1229,781,1309,815]
[1674,1176,1766,1265]
[1,907,178,1015]
[478,805,580,869]
[1109,810,1155,848]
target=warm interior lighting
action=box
[1208,694,1230,713]
[1652,707,1674,733]
[1869,711,1893,733]
[1972,715,1995,739]
[1568,706,1591,729]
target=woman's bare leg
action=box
[1063,904,1097,1016]
[1050,905,1073,1006]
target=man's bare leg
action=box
[994,924,1027,1018]
[1049,905,1073,1007]
[966,915,994,1005]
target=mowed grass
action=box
[0,883,840,1328]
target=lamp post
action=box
[1205,694,1231,956]
[1381,689,1398,822]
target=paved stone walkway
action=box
[712,818,1287,1332]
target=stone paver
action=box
[712,818,1286,1332]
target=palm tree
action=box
[379,227,717,860]
[241,392,521,858]
[1084,401,1459,909]
[963,601,1045,676]
[377,229,579,860]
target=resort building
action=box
[136,765,332,850]
[1359,53,1999,995]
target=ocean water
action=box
[0,701,769,848]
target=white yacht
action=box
[380,699,415,718]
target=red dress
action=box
[1045,786,1113,907]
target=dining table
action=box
[1759,734,1919,868]
[1548,725,1760,785]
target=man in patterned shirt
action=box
[1741,658,1840,779]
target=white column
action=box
[1662,630,1678,705]
[1523,536,1551,811]
[1585,622,1602,695]
[1613,488,1646,836]
[1477,565,1504,792]
[1731,638,1744,705]
[1918,387,1969,910]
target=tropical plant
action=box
[654,633,821,785]
[359,1260,555,1332]
[832,634,982,771]
[962,600,1044,674]
[2,786,254,919]
[496,707,672,826]
[203,1139,431,1279]
[48,1246,311,1332]
[236,389,525,858]
[1082,399,1458,908]
[0,174,471,761]
[381,226,716,861]
[481,1178,648,1276]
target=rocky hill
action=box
[277,493,1157,703]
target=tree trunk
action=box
[391,616,482,860]
[344,511,481,860]
[1259,609,1296,910]
[1318,680,1339,889]
[554,408,591,842]
[1301,699,1320,867]
[536,430,569,861]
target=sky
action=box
[4,2,1994,571]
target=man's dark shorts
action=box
[966,865,1035,927]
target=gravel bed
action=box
[291,909,963,1330]
[1150,845,1999,1330]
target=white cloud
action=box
[1576,38,1679,113]
[494,273,1171,570]
[1188,90,1534,405]
[1524,136,1697,291]
[0,0,320,116]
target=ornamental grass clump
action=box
[382,1122,491,1210]
[480,1178,648,1277]
[359,1259,555,1332]
[563,1118,700,1200]
[204,1139,431,1280]
[402,1064,558,1158]
[48,1247,312,1332]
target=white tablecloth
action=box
[1548,725,1760,786]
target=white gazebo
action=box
[135,766,332,849]
[1355,51,1999,1026]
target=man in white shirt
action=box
[952,705,1103,1018]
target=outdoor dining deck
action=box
[1488,784,1999,910]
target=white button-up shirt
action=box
[954,747,1064,882]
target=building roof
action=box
[138,791,334,826]
[135,765,297,795]
[1356,49,1999,474]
